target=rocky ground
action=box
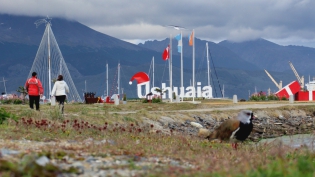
[0,138,195,177]
[1,103,315,176]
[142,108,315,142]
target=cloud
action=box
[1,0,315,46]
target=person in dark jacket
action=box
[25,72,44,111]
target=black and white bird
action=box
[198,110,255,149]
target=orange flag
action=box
[189,31,194,46]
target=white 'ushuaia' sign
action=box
[129,72,212,99]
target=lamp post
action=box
[0,77,8,94]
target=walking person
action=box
[25,72,44,111]
[51,75,69,114]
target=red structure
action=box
[295,91,315,101]
[275,81,300,99]
[273,80,315,101]
[105,96,114,104]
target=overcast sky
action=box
[1,0,315,47]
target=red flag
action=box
[162,45,169,61]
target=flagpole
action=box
[118,63,120,100]
[180,31,183,102]
[206,42,210,96]
[106,62,108,97]
[192,29,195,102]
[152,56,155,88]
[170,34,173,102]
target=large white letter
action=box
[137,82,150,98]
[202,86,213,98]
[185,86,195,97]
[179,87,185,98]
[162,83,171,99]
[173,87,178,97]
[197,82,202,97]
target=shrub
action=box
[0,107,18,124]
[1,99,13,104]
[0,98,24,104]
[267,94,279,100]
[249,91,279,101]
[123,94,127,101]
[13,99,23,104]
[152,97,161,103]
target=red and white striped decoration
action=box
[275,80,300,99]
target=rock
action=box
[190,122,203,128]
[107,140,116,145]
[168,122,176,130]
[0,148,20,157]
[36,156,50,166]
[184,120,191,125]
[252,128,264,134]
[159,116,175,124]
[193,116,203,122]
[72,161,84,174]
[278,115,285,119]
[281,124,290,128]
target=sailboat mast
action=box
[169,34,173,102]
[192,29,195,102]
[106,63,108,96]
[1,77,7,94]
[85,80,86,92]
[118,63,120,99]
[180,31,183,92]
[206,42,210,88]
[47,23,52,97]
[153,56,155,88]
[59,58,62,74]
[223,84,225,98]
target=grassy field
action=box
[1,100,315,176]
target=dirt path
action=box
[173,102,315,112]
[110,102,315,114]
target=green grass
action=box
[1,102,315,176]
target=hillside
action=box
[0,14,165,76]
[139,38,260,71]
[0,14,311,99]
[218,38,315,77]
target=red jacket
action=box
[25,76,44,96]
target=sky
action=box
[1,0,315,47]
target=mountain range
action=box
[1,14,314,99]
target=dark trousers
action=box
[56,95,66,114]
[29,95,40,110]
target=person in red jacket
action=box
[25,72,44,111]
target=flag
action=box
[174,33,182,53]
[174,33,181,40]
[189,31,194,46]
[162,45,169,61]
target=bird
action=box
[198,110,254,149]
